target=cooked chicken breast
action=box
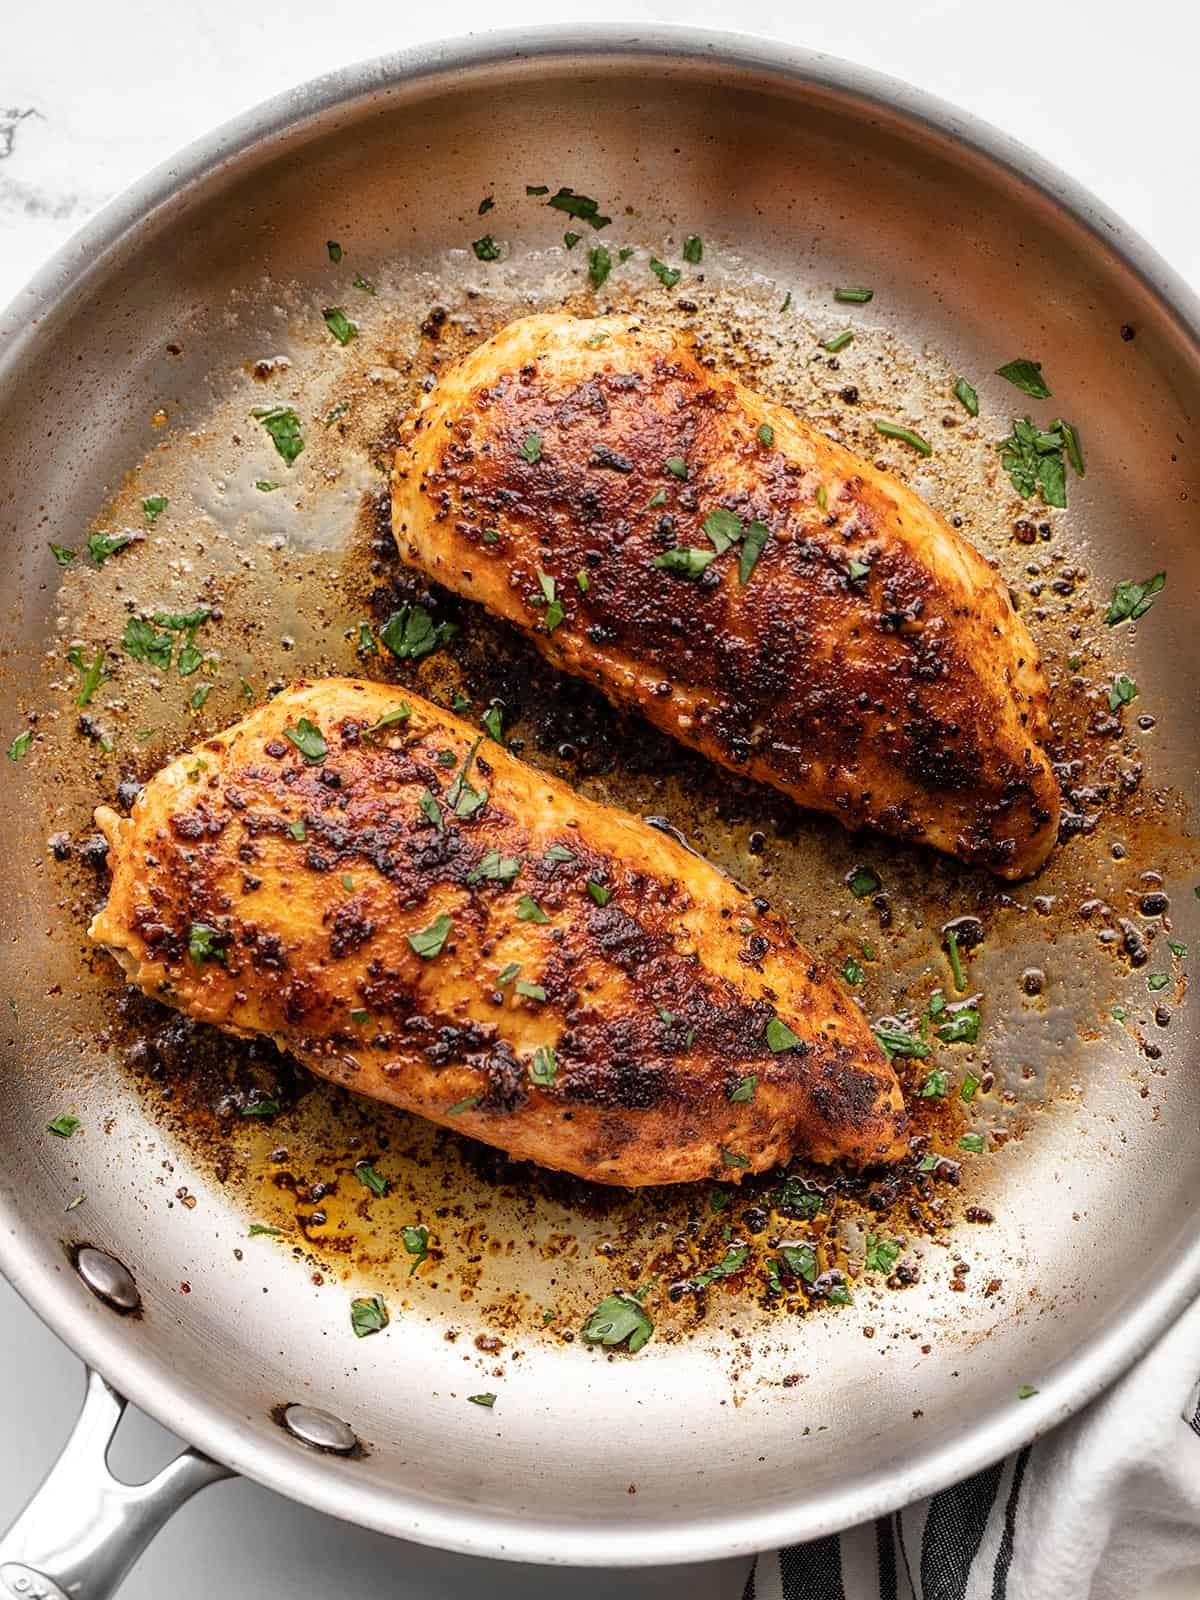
[392,312,1060,878]
[89,681,906,1185]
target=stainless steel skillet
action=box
[0,25,1198,1596]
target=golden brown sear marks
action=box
[89,680,906,1185]
[392,313,1060,878]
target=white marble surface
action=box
[1,2,1196,1596]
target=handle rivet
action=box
[74,1247,140,1313]
[281,1404,358,1454]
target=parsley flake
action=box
[834,286,873,303]
[649,257,681,289]
[468,1393,497,1408]
[586,881,612,907]
[355,1161,387,1198]
[472,234,501,261]
[728,1074,757,1103]
[66,646,111,706]
[580,1290,652,1353]
[822,329,853,353]
[874,419,932,456]
[408,913,452,958]
[188,922,225,964]
[998,417,1068,508]
[380,604,457,661]
[1105,572,1166,626]
[516,894,549,923]
[653,547,716,578]
[142,495,168,523]
[954,377,979,416]
[47,1114,80,1138]
[846,864,880,898]
[518,432,543,464]
[546,188,611,229]
[322,307,356,345]
[864,1235,899,1274]
[588,245,612,289]
[682,235,703,263]
[49,543,76,565]
[282,717,327,764]
[530,1044,557,1086]
[765,1017,802,1053]
[88,530,134,567]
[251,405,304,465]
[757,423,774,447]
[6,730,32,762]
[350,1293,388,1338]
[995,358,1051,398]
[401,1223,430,1274]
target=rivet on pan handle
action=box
[0,1369,230,1600]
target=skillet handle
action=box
[0,1367,231,1600]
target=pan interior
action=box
[0,39,1196,1563]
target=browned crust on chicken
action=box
[392,313,1060,878]
[89,680,906,1185]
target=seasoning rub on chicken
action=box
[90,681,906,1185]
[393,312,1060,879]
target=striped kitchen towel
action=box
[748,1294,1200,1600]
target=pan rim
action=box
[2,21,1198,1567]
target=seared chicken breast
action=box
[90,681,906,1185]
[393,313,1060,878]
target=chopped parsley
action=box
[248,1223,282,1237]
[347,1008,369,1026]
[255,480,280,492]
[545,844,575,863]
[240,1098,281,1119]
[702,507,743,554]
[362,703,411,742]
[327,240,342,262]
[649,258,681,289]
[822,329,853,353]
[446,1095,481,1115]
[773,1177,825,1220]
[739,521,770,586]
[953,377,979,416]
[995,358,1051,398]
[1054,417,1085,477]
[515,980,546,1001]
[518,432,543,464]
[588,246,612,289]
[728,1075,757,1103]
[1147,973,1170,992]
[564,232,581,249]
[481,706,503,742]
[350,1293,388,1338]
[586,880,612,907]
[322,307,356,345]
[665,457,688,479]
[88,530,134,566]
[757,423,774,447]
[778,1243,817,1284]
[468,848,521,886]
[49,543,76,565]
[694,1244,750,1288]
[937,1008,981,1045]
[864,1235,899,1274]
[580,1290,652,1353]
[355,1161,387,1197]
[682,234,703,263]
[408,913,452,958]
[918,1067,948,1099]
[526,184,549,196]
[478,195,494,216]
[251,405,304,465]
[997,417,1067,508]
[468,1393,497,1408]
[472,234,501,261]
[516,894,550,923]
[380,604,457,660]
[765,1017,802,1053]
[653,547,716,578]
[530,1044,557,1086]
[496,962,522,985]
[780,291,792,311]
[958,1132,985,1154]
[282,717,327,764]
[584,331,609,348]
[721,1149,750,1169]
[1017,1384,1039,1400]
[353,274,375,293]
[46,1114,80,1138]
[188,922,225,964]
[356,621,377,655]
[190,682,213,710]
[834,286,873,303]
[1168,940,1188,959]
[846,864,880,898]
[142,495,168,523]
[874,419,932,456]
[66,645,110,706]
[842,955,865,986]
[546,188,611,229]
[872,1018,929,1060]
[848,557,871,582]
[1105,572,1166,626]
[401,1223,430,1274]
[962,1071,981,1102]
[6,730,32,762]
[577,569,589,593]
[446,736,488,818]
[816,485,828,511]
